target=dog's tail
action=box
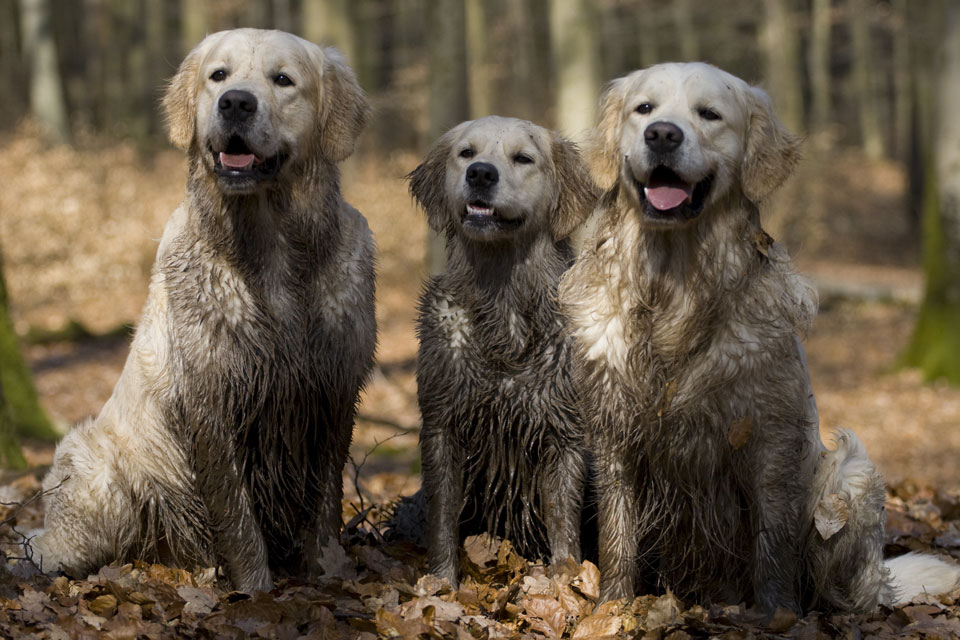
[884,552,960,605]
[382,489,428,548]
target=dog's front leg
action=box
[542,444,585,569]
[193,438,272,593]
[595,430,639,601]
[304,421,351,577]
[749,431,805,614]
[421,424,463,587]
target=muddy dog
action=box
[409,116,597,586]
[31,29,375,593]
[559,62,960,612]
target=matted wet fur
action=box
[560,62,958,613]
[32,29,375,593]
[409,116,598,586]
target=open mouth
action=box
[634,166,713,222]
[211,135,284,181]
[463,200,523,232]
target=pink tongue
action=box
[219,152,255,169]
[644,186,691,211]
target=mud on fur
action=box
[559,62,960,613]
[403,116,599,586]
[31,29,376,593]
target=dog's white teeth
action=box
[467,205,494,216]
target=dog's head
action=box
[409,116,596,244]
[163,28,370,195]
[591,62,801,227]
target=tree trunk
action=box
[760,0,804,133]
[903,0,960,384]
[181,0,206,54]
[549,0,600,138]
[671,0,698,61]
[302,0,358,63]
[808,0,832,139]
[0,250,57,445]
[425,0,469,274]
[20,0,70,142]
[892,0,912,162]
[466,0,492,119]
[506,0,552,122]
[850,0,884,159]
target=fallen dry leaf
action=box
[815,493,849,540]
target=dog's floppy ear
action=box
[317,47,371,163]
[740,86,802,203]
[163,34,221,150]
[550,135,599,241]
[408,129,457,233]
[587,75,630,191]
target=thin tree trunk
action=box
[904,0,960,383]
[892,0,911,162]
[637,0,659,68]
[850,0,884,159]
[466,0,492,119]
[20,0,70,142]
[302,0,357,63]
[671,0,698,61]
[549,0,600,138]
[809,0,832,140]
[272,0,292,32]
[760,0,804,133]
[425,0,469,274]
[181,0,206,53]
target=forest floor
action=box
[0,131,958,637]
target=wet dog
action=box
[410,116,597,586]
[32,29,375,592]
[560,62,960,612]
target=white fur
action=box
[885,553,960,605]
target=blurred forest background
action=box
[0,0,959,494]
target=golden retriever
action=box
[32,29,375,593]
[409,116,597,586]
[559,62,959,612]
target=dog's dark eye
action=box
[274,74,294,87]
[513,153,534,165]
[210,69,227,82]
[636,102,654,114]
[459,148,475,159]
[699,108,721,121]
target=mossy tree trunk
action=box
[0,252,53,467]
[903,1,960,384]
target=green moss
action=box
[902,154,960,384]
[0,404,26,469]
[902,301,960,384]
[0,257,58,441]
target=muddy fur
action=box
[33,29,375,592]
[560,63,903,613]
[409,117,598,586]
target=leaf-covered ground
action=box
[2,471,960,639]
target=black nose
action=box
[466,162,499,189]
[218,89,258,122]
[644,121,684,154]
